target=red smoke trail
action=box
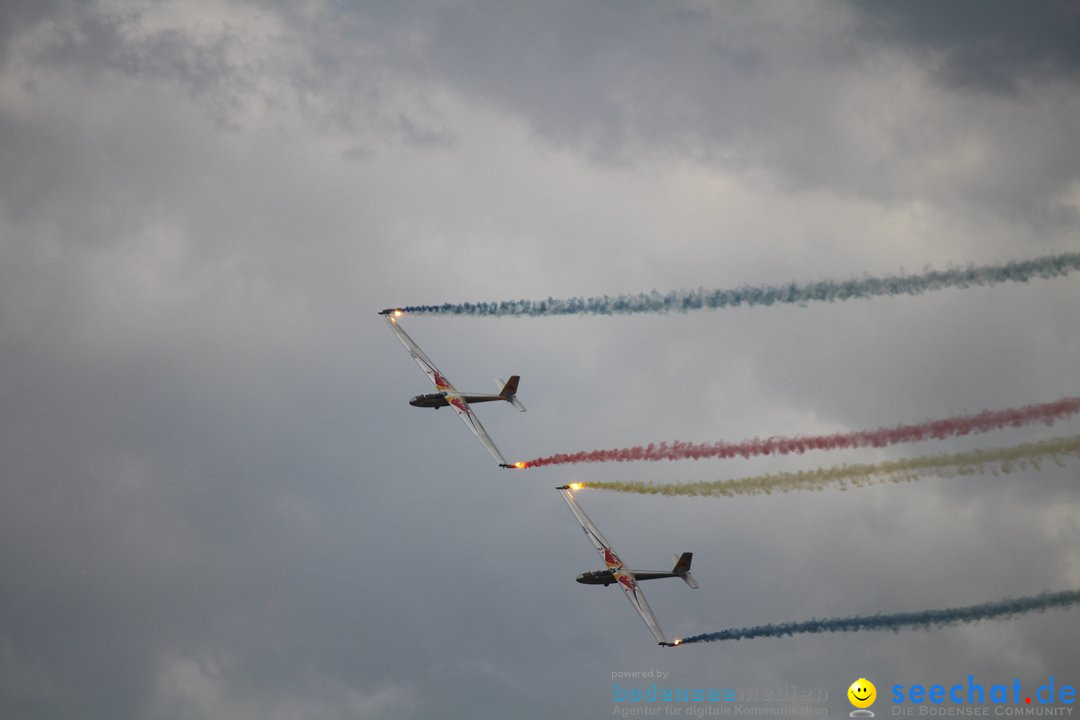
[519,397,1080,468]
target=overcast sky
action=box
[2,2,1079,718]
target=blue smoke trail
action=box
[679,589,1080,645]
[396,252,1080,317]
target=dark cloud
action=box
[850,0,1080,92]
[0,0,63,61]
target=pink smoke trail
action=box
[518,397,1080,468]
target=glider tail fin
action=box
[497,376,527,412]
[672,552,699,589]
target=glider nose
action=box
[575,573,589,584]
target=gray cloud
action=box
[1,2,1077,719]
[397,0,1080,227]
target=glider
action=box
[380,309,525,466]
[557,484,698,646]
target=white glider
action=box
[558,485,697,647]
[381,309,525,466]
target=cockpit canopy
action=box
[576,569,616,585]
[409,392,449,407]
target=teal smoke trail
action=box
[395,252,1080,316]
[678,589,1080,645]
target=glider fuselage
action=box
[576,569,687,585]
[410,392,512,408]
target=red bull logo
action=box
[433,371,452,391]
[450,397,468,413]
[615,572,637,591]
[604,547,624,568]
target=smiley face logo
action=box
[848,678,876,709]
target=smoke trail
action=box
[518,396,1080,468]
[395,252,1080,317]
[679,589,1080,644]
[585,435,1080,498]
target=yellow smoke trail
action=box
[585,436,1080,498]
